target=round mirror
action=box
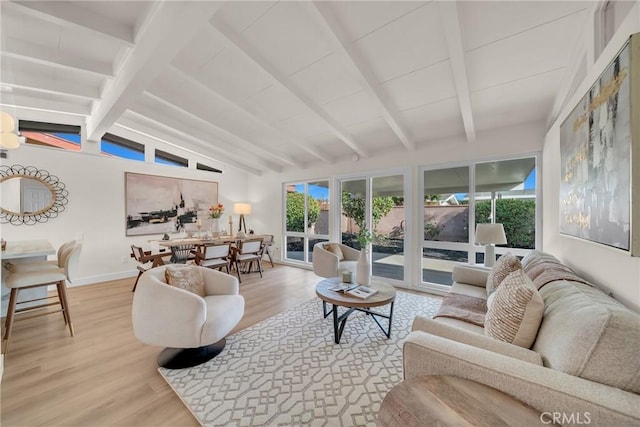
[0,165,68,225]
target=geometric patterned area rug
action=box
[159,291,441,426]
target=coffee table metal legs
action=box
[322,301,394,344]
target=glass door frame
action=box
[282,178,331,267]
[335,167,411,288]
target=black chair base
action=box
[157,338,226,369]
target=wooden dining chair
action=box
[261,234,275,268]
[195,243,231,274]
[170,244,196,264]
[232,238,263,283]
[130,245,171,292]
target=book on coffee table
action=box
[329,283,359,293]
[346,286,378,299]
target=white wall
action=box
[0,144,249,285]
[543,6,640,311]
[249,120,545,284]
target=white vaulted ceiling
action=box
[0,1,592,174]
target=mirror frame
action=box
[0,164,69,225]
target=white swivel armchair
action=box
[132,265,244,369]
[312,242,360,278]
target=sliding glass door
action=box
[339,172,406,283]
[422,166,470,287]
[284,180,330,265]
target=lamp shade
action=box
[0,111,15,133]
[233,203,252,215]
[0,132,20,149]
[475,223,507,245]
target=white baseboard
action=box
[47,270,137,291]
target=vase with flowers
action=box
[209,203,224,235]
[356,228,374,286]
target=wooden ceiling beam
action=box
[209,16,369,158]
[86,1,221,141]
[311,2,415,151]
[143,90,295,170]
[169,65,333,164]
[437,1,476,142]
[118,112,265,176]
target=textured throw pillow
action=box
[324,243,344,261]
[484,269,544,348]
[164,265,206,297]
[486,252,522,295]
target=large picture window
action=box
[421,155,539,291]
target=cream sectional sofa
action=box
[403,251,640,426]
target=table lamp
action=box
[233,202,252,235]
[475,223,507,267]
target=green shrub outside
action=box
[475,199,535,249]
[286,192,320,232]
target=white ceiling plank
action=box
[2,73,100,100]
[86,1,222,141]
[129,99,281,173]
[169,65,333,164]
[9,1,134,45]
[1,38,114,77]
[143,90,299,170]
[209,17,369,158]
[311,1,414,151]
[0,94,91,116]
[437,1,476,142]
[119,112,264,176]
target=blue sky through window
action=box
[295,184,329,200]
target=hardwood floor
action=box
[1,264,321,426]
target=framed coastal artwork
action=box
[559,33,639,256]
[125,172,218,236]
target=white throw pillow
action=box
[484,269,544,348]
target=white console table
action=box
[1,239,55,317]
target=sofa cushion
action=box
[164,264,206,297]
[324,243,344,261]
[486,252,522,295]
[533,280,640,394]
[484,269,544,348]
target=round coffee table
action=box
[316,277,396,344]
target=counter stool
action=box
[2,243,82,354]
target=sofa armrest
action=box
[452,265,489,288]
[312,244,339,277]
[202,268,239,295]
[403,332,640,426]
[412,316,542,365]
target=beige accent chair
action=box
[312,242,359,278]
[3,243,82,354]
[132,265,244,369]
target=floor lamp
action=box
[475,223,507,267]
[233,203,252,235]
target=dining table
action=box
[154,234,268,265]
